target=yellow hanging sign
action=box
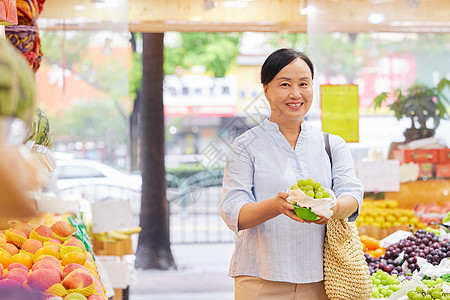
[321,84,359,142]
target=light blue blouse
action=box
[219,118,364,283]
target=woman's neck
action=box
[269,117,303,149]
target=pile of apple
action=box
[356,199,426,229]
[0,219,107,300]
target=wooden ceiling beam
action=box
[38,0,450,33]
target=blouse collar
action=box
[262,117,311,132]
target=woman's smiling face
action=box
[263,57,313,124]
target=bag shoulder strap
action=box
[323,132,334,188]
[323,132,332,169]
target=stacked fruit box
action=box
[403,148,450,179]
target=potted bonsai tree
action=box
[373,77,450,142]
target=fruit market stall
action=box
[0,28,116,300]
[362,222,450,299]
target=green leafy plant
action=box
[372,77,450,141]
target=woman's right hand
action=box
[272,191,305,223]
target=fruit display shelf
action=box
[385,179,450,209]
[0,214,110,300]
[364,228,450,299]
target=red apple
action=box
[26,268,61,291]
[62,269,93,289]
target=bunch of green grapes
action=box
[371,269,401,298]
[290,178,330,199]
[425,227,441,236]
[406,278,450,300]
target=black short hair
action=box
[260,48,314,85]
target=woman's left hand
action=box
[305,205,336,225]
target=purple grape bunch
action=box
[365,229,449,276]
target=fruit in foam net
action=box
[8,220,33,238]
[8,229,27,238]
[65,293,88,300]
[3,271,27,284]
[62,268,94,289]
[21,238,43,254]
[51,221,75,237]
[7,267,29,278]
[33,245,60,263]
[34,225,55,239]
[64,237,87,251]
[0,278,22,289]
[11,253,32,269]
[35,254,61,265]
[62,251,86,266]
[47,238,63,245]
[63,263,89,279]
[92,276,104,294]
[7,262,29,272]
[0,251,12,268]
[32,260,63,279]
[1,243,19,255]
[88,295,106,300]
[26,268,61,291]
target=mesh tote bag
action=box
[323,132,372,300]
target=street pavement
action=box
[129,242,235,300]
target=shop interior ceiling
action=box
[39,0,450,33]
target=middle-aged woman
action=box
[219,48,364,300]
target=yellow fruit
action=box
[0,251,12,268]
[61,251,86,266]
[33,245,60,263]
[11,253,32,269]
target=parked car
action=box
[52,158,142,192]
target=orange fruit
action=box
[10,253,33,269]
[359,234,369,244]
[33,245,60,263]
[360,242,367,252]
[365,237,380,251]
[373,247,385,258]
[61,251,86,266]
[0,251,12,268]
